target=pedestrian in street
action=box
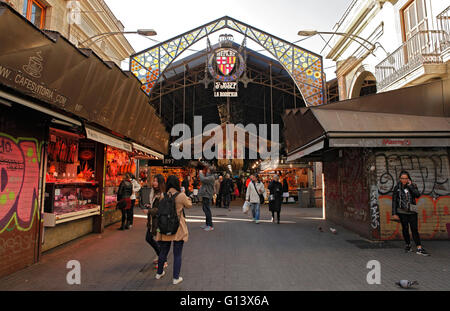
[237,177,243,199]
[117,173,133,230]
[199,165,215,231]
[221,173,233,211]
[245,174,265,224]
[144,174,168,270]
[129,174,141,228]
[233,182,239,201]
[155,175,193,285]
[192,176,199,203]
[268,175,283,224]
[182,175,191,198]
[392,170,430,256]
[214,175,223,208]
[282,177,289,203]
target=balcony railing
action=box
[375,30,446,90]
[437,5,450,50]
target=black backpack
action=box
[157,192,181,235]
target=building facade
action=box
[0,2,168,278]
[326,0,449,99]
[2,0,134,66]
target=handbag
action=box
[242,201,250,213]
[269,194,275,202]
[252,182,265,204]
[116,199,126,210]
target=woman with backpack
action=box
[155,175,193,285]
[145,174,168,270]
[117,173,133,230]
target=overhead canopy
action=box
[131,16,325,106]
[283,78,450,162]
[0,3,169,154]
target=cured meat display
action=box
[104,146,138,209]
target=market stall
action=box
[104,146,137,210]
[43,128,101,226]
[259,165,311,202]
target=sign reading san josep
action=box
[207,35,246,97]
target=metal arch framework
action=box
[130,16,326,106]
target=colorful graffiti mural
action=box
[0,133,42,233]
[375,151,450,240]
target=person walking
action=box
[237,177,243,199]
[155,175,193,285]
[282,177,289,203]
[245,174,265,224]
[198,165,215,231]
[392,170,430,256]
[129,174,141,228]
[214,175,223,208]
[221,174,233,211]
[233,182,239,201]
[192,176,199,203]
[144,174,168,270]
[117,173,133,230]
[182,175,191,198]
[268,175,283,224]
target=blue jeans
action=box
[202,197,213,227]
[157,240,184,279]
[251,203,260,220]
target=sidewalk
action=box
[0,200,449,291]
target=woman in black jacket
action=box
[392,171,429,256]
[145,174,168,269]
[269,175,283,224]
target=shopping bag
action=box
[242,201,250,214]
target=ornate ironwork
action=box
[130,16,325,106]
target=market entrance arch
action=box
[130,16,326,107]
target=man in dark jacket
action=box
[199,166,215,231]
[220,174,233,210]
[117,173,133,230]
[182,175,191,197]
[392,170,429,256]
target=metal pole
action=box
[263,86,266,124]
[193,84,195,122]
[227,97,230,123]
[270,63,273,124]
[183,64,186,125]
[293,83,296,109]
[159,79,162,116]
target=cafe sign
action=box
[0,51,68,107]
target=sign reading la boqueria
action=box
[208,35,246,97]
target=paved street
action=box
[1,199,449,291]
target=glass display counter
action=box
[43,182,101,226]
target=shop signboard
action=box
[207,35,246,98]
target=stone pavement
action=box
[0,199,449,291]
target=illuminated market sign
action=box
[207,34,246,97]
